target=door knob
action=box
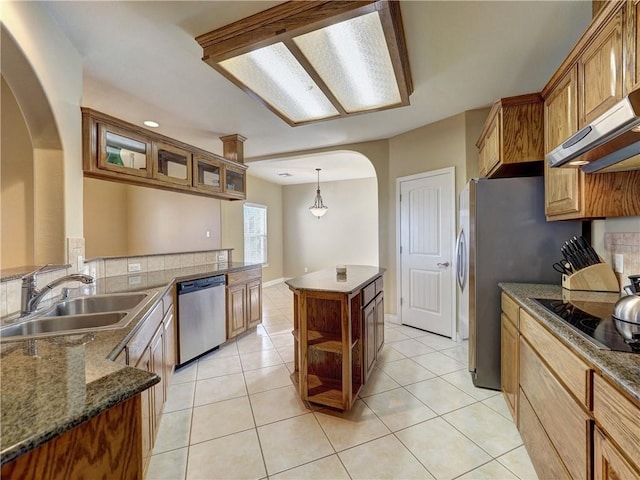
[437,262,450,268]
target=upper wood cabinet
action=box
[152,141,192,186]
[476,93,544,178]
[193,154,223,195]
[624,0,640,92]
[578,9,624,127]
[82,108,247,200]
[544,66,582,218]
[541,1,640,220]
[98,122,152,178]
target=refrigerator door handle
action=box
[456,228,466,290]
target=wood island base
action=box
[286,266,385,411]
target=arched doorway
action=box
[1,28,65,269]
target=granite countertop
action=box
[0,261,261,465]
[499,283,640,404]
[285,265,386,294]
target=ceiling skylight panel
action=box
[294,12,401,113]
[219,42,339,123]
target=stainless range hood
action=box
[547,88,640,173]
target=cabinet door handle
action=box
[437,262,450,268]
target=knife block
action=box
[562,263,620,292]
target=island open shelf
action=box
[286,265,385,411]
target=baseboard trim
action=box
[385,313,399,325]
[262,277,287,288]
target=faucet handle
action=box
[21,264,52,284]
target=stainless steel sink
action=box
[41,293,148,317]
[0,292,155,340]
[0,312,127,338]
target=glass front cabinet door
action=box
[152,142,192,186]
[225,165,246,198]
[98,124,151,177]
[193,154,223,194]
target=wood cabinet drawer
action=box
[518,387,571,480]
[162,290,173,313]
[501,292,519,327]
[227,267,261,285]
[362,281,376,306]
[519,338,590,480]
[127,302,163,366]
[593,374,640,470]
[375,276,383,296]
[520,309,590,406]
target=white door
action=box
[399,168,455,338]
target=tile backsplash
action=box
[604,232,640,290]
[1,248,232,318]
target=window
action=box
[244,203,267,265]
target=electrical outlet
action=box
[613,254,624,273]
[218,254,226,261]
[206,230,211,238]
[128,275,141,285]
[304,267,308,273]
[128,263,141,272]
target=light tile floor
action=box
[147,283,539,480]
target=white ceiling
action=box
[40,1,592,185]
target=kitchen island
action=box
[0,261,260,478]
[286,265,385,410]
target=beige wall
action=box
[247,175,284,283]
[247,139,390,284]
[33,148,65,264]
[220,175,284,283]
[2,1,82,263]
[84,178,130,257]
[384,110,488,313]
[83,179,222,258]
[1,77,34,269]
[283,177,378,277]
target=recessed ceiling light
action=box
[144,120,160,128]
[278,172,293,177]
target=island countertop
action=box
[285,265,386,294]
[0,261,261,465]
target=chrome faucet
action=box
[21,265,94,315]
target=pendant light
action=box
[309,168,328,219]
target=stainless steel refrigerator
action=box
[456,177,583,390]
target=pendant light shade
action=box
[309,168,328,218]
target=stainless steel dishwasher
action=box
[176,274,226,366]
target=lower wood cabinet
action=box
[227,283,248,338]
[500,313,518,421]
[518,388,572,480]
[289,270,384,411]
[501,291,640,480]
[363,285,384,382]
[0,395,143,480]
[519,337,590,480]
[123,291,176,477]
[594,426,640,480]
[593,374,640,478]
[226,267,262,340]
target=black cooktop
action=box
[532,298,637,353]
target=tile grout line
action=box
[150,285,531,480]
